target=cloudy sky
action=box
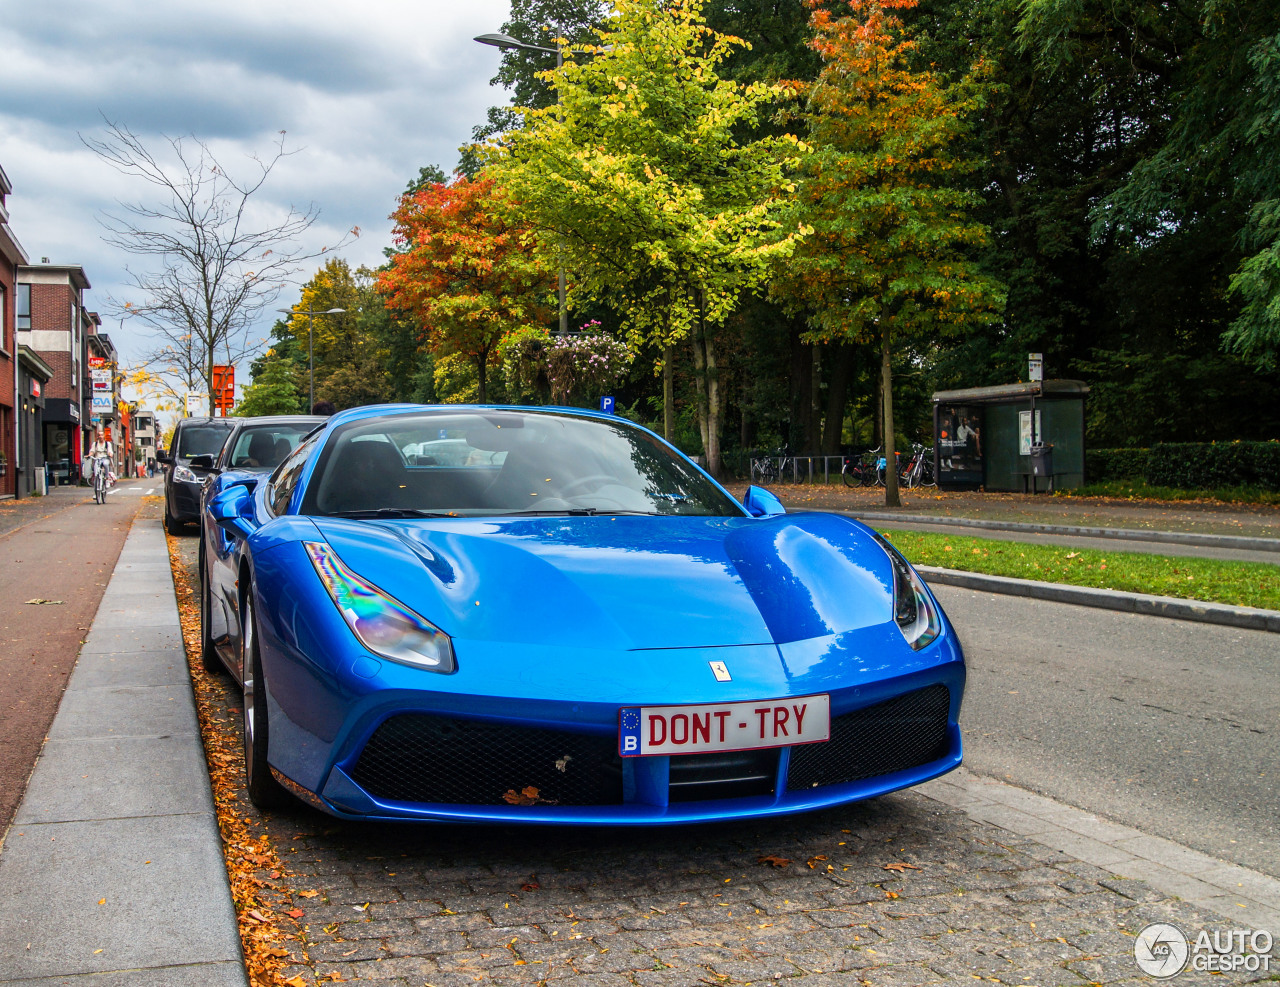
[0,0,514,404]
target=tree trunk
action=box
[662,345,674,440]
[881,315,900,507]
[789,330,810,453]
[822,343,853,454]
[689,293,722,477]
[808,344,822,453]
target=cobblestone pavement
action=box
[171,530,1275,987]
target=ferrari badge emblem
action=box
[709,660,732,682]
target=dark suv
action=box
[160,417,234,534]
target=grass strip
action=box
[1058,480,1280,505]
[878,528,1280,611]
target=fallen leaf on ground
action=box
[882,862,921,872]
[297,889,319,898]
[25,599,64,605]
[757,855,791,868]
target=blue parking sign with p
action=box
[600,396,616,415]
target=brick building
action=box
[0,164,28,498]
[17,264,92,486]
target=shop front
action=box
[17,347,53,498]
[43,398,81,485]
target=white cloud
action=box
[0,0,515,398]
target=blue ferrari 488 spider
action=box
[199,405,964,822]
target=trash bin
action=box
[1029,442,1054,491]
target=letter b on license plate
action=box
[619,695,830,756]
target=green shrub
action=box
[1144,441,1280,491]
[1086,448,1150,482]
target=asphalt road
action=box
[935,583,1280,879]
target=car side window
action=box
[269,434,321,516]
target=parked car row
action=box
[185,404,966,828]
[159,415,325,535]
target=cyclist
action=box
[86,428,114,503]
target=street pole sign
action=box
[600,396,616,415]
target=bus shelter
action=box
[932,380,1089,492]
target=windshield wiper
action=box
[329,508,457,519]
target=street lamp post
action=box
[474,31,570,335]
[277,307,346,410]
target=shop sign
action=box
[91,369,111,390]
[31,380,41,398]
[91,394,113,413]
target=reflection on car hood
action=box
[311,513,895,650]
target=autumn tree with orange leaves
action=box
[379,175,550,403]
[775,0,1002,506]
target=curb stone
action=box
[918,565,1280,634]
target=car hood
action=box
[310,513,895,651]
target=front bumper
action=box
[309,674,963,824]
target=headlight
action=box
[305,541,456,673]
[173,465,198,483]
[871,532,940,650]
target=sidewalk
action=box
[0,510,246,986]
[726,482,1280,541]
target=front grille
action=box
[669,748,778,802]
[787,684,951,791]
[350,715,623,806]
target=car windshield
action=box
[303,410,743,518]
[224,423,318,471]
[175,423,232,460]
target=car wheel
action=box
[199,551,223,675]
[242,591,288,809]
[165,505,184,535]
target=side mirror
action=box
[209,480,259,538]
[742,485,786,518]
[189,454,214,470]
[156,450,171,464]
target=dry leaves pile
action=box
[166,532,312,986]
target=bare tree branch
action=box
[83,119,358,415]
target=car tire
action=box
[199,551,224,675]
[165,505,184,535]
[242,591,288,809]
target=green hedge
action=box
[1086,448,1150,483]
[1086,442,1280,490]
[1144,441,1280,491]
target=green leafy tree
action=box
[279,259,391,410]
[775,0,1002,505]
[1019,0,1280,371]
[489,0,805,475]
[233,350,303,416]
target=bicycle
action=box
[841,446,881,488]
[750,444,789,485]
[91,456,110,504]
[750,451,779,485]
[899,445,938,490]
